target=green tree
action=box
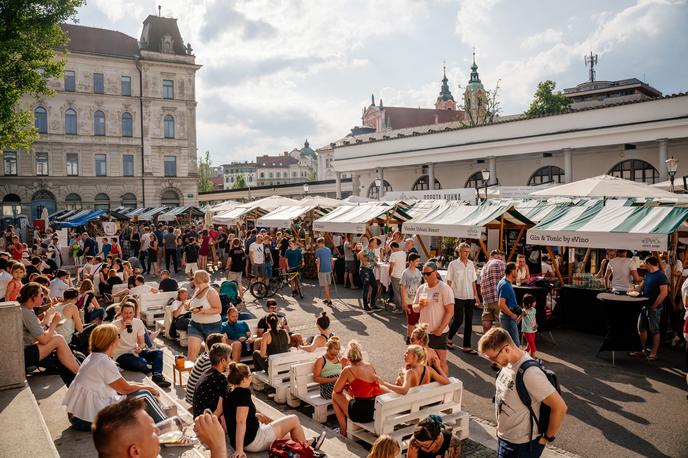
[232,174,247,189]
[307,169,317,182]
[457,80,502,127]
[0,0,83,151]
[525,80,572,118]
[197,151,214,192]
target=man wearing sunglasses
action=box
[479,328,567,457]
[413,261,454,375]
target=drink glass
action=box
[175,355,186,370]
[419,292,428,308]
[156,416,188,444]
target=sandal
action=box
[446,341,455,350]
[647,354,658,361]
[462,348,478,355]
[160,433,196,447]
[628,351,646,358]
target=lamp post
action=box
[666,156,679,192]
[303,183,309,197]
[375,178,383,200]
[481,169,490,203]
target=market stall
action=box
[157,206,204,223]
[136,206,169,222]
[56,209,107,228]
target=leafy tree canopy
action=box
[525,80,572,118]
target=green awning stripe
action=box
[563,202,605,231]
[612,206,654,233]
[651,207,688,234]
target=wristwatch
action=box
[543,434,556,443]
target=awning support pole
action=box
[581,248,592,273]
[507,227,526,262]
[499,214,505,254]
[547,246,565,285]
[416,235,431,259]
[478,238,489,259]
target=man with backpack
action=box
[478,327,567,457]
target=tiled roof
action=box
[256,155,298,168]
[375,106,463,130]
[340,92,688,147]
[60,23,139,58]
[140,15,188,56]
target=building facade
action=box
[1,15,201,219]
[222,161,256,189]
[256,141,316,187]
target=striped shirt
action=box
[480,259,505,304]
[184,353,211,404]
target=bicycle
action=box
[250,268,304,299]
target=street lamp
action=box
[375,178,383,200]
[666,156,679,192]
[303,183,309,197]
[480,169,490,202]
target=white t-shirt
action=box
[664,259,683,279]
[62,352,125,422]
[0,270,12,299]
[389,250,407,279]
[495,354,556,444]
[140,232,151,251]
[413,281,454,334]
[249,242,265,264]
[49,278,70,298]
[129,284,155,297]
[446,259,477,300]
[112,318,146,359]
[606,257,635,291]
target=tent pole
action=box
[581,248,592,273]
[507,227,526,262]
[567,248,573,283]
[478,238,489,259]
[546,246,565,285]
[416,235,431,259]
[499,214,505,254]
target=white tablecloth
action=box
[376,263,391,288]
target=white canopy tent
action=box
[313,203,411,234]
[157,206,204,222]
[255,205,327,228]
[342,195,376,204]
[530,174,678,199]
[298,196,352,208]
[137,207,169,221]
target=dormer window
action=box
[161,34,174,53]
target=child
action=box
[521,294,538,357]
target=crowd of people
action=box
[6,217,688,458]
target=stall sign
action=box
[385,188,477,202]
[526,229,668,251]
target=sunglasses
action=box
[422,271,435,276]
[481,345,508,363]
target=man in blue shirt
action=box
[497,262,521,346]
[285,239,304,296]
[220,307,252,362]
[315,237,334,306]
[632,256,669,361]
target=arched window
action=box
[367,180,392,200]
[65,108,77,135]
[465,171,488,189]
[160,189,181,206]
[121,112,133,137]
[65,193,82,211]
[2,194,21,216]
[412,175,442,191]
[528,166,565,186]
[163,115,175,138]
[94,110,105,136]
[121,192,137,208]
[94,193,110,210]
[608,159,659,184]
[34,107,47,133]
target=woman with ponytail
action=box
[300,311,334,352]
[407,414,461,458]
[313,336,345,399]
[332,340,389,437]
[376,345,449,395]
[220,362,324,456]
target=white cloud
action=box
[521,29,563,49]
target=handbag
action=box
[269,439,323,458]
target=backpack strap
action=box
[514,359,543,445]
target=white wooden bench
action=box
[346,378,469,450]
[288,351,369,423]
[252,348,325,404]
[137,291,177,326]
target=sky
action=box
[73,0,688,165]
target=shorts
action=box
[252,263,264,277]
[187,320,222,340]
[24,344,40,368]
[406,308,421,326]
[227,271,242,282]
[184,262,198,274]
[318,272,332,286]
[244,423,276,452]
[345,260,355,273]
[348,397,377,423]
[481,302,500,323]
[428,332,448,350]
[638,306,662,335]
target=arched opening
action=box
[163,115,175,139]
[608,159,659,184]
[31,190,56,220]
[34,107,47,133]
[65,193,82,211]
[121,193,137,208]
[94,110,105,136]
[65,108,77,134]
[465,171,490,189]
[367,180,392,200]
[121,112,133,137]
[528,166,565,186]
[2,194,21,216]
[94,193,110,210]
[412,175,442,191]
[160,189,181,206]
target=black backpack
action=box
[514,359,561,444]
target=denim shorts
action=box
[187,320,222,339]
[638,306,662,335]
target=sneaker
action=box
[311,431,326,450]
[152,374,171,388]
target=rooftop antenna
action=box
[585,51,598,82]
[158,5,161,16]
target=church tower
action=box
[435,65,456,110]
[463,50,487,123]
